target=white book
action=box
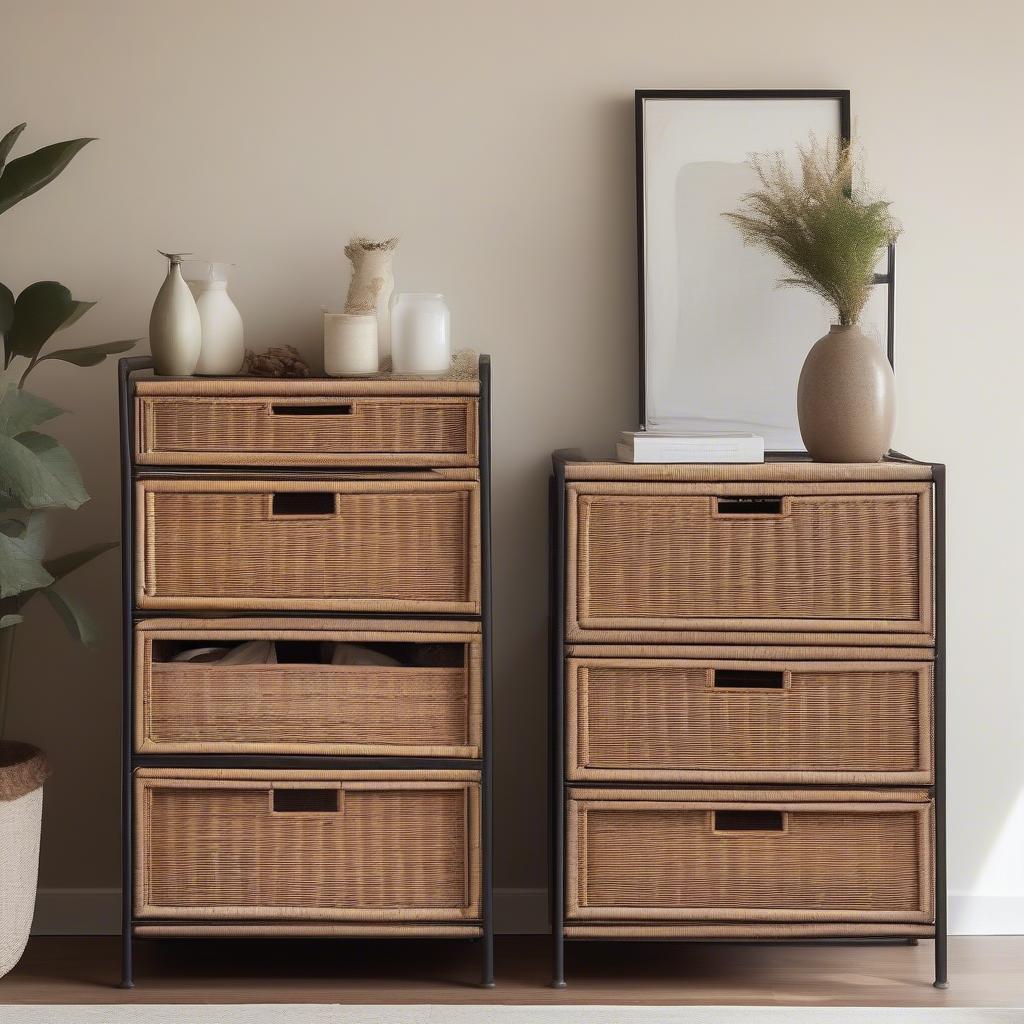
[617,432,764,464]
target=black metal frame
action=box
[119,355,494,988]
[634,89,896,430]
[548,449,947,989]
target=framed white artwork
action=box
[636,90,893,451]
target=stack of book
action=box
[617,431,765,464]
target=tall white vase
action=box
[149,251,201,376]
[185,262,245,375]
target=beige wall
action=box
[3,0,1023,929]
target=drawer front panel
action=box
[135,620,482,757]
[567,788,933,923]
[567,483,932,636]
[135,770,481,920]
[136,395,478,467]
[136,478,480,613]
[567,656,933,784]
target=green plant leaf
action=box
[44,540,117,581]
[5,281,76,366]
[0,137,94,217]
[0,430,89,509]
[42,583,97,644]
[0,282,13,337]
[38,337,139,369]
[0,124,27,174]
[0,529,54,598]
[0,613,23,628]
[0,385,63,436]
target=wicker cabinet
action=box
[551,453,945,986]
[119,360,493,986]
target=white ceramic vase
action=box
[149,252,201,376]
[185,262,245,376]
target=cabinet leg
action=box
[552,932,566,988]
[934,931,948,988]
[119,931,134,989]
[479,933,494,988]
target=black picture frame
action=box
[634,89,895,438]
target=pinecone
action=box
[243,345,311,378]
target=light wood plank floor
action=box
[2,936,1022,1007]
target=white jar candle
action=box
[323,312,378,376]
[390,293,451,375]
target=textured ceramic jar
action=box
[797,324,896,463]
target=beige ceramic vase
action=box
[797,324,896,463]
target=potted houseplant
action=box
[724,135,902,462]
[0,122,137,977]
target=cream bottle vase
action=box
[149,252,202,376]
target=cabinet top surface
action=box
[553,449,935,482]
[132,351,483,398]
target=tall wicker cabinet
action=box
[549,451,946,987]
[118,356,493,987]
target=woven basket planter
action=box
[0,742,49,978]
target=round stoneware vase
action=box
[797,324,896,463]
[0,741,49,978]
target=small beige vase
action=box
[797,324,896,463]
[0,742,49,978]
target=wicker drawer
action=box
[567,654,933,784]
[135,395,478,467]
[135,618,482,757]
[134,769,481,921]
[566,482,932,638]
[566,788,933,923]
[135,477,480,612]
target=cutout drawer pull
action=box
[271,403,353,416]
[271,492,335,516]
[713,669,785,690]
[714,810,785,832]
[272,788,341,813]
[716,496,783,515]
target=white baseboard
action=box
[33,887,1023,937]
[949,890,1024,935]
[31,887,550,936]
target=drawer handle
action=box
[716,496,783,515]
[271,403,353,416]
[271,788,342,813]
[714,810,785,832]
[271,492,335,516]
[713,669,784,690]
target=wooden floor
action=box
[1,936,1022,1007]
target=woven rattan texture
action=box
[137,479,479,612]
[566,788,932,923]
[568,483,931,634]
[134,923,484,938]
[135,771,481,921]
[137,396,477,467]
[563,923,934,939]
[137,626,481,757]
[567,658,932,784]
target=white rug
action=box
[2,1008,1021,1024]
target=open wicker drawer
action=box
[566,787,934,924]
[567,653,933,784]
[135,476,480,612]
[135,393,478,467]
[566,481,933,639]
[134,618,482,757]
[134,769,481,921]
